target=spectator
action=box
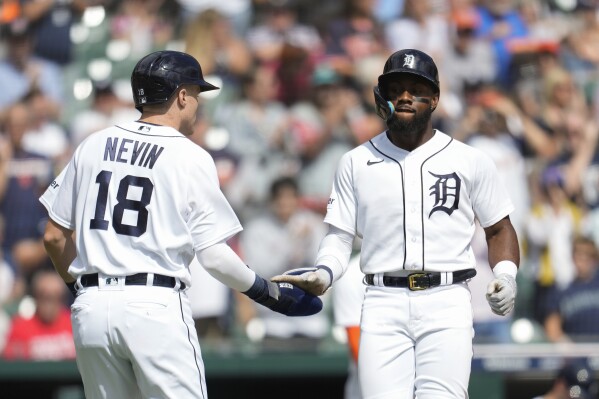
[442,8,497,129]
[20,89,70,165]
[526,166,584,324]
[539,68,589,148]
[216,64,294,219]
[0,19,64,111]
[544,235,599,343]
[384,0,450,63]
[0,102,53,280]
[0,214,22,307]
[532,360,598,399]
[246,0,323,105]
[246,0,323,66]
[475,0,529,86]
[322,0,386,79]
[289,102,352,213]
[2,270,75,360]
[110,0,177,58]
[237,176,329,344]
[561,1,599,93]
[20,0,89,65]
[309,65,380,146]
[183,8,252,91]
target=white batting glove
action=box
[270,266,332,296]
[486,274,517,316]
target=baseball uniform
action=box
[41,120,242,398]
[324,129,514,399]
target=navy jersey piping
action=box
[368,139,407,269]
[178,292,206,398]
[115,125,187,138]
[419,135,454,270]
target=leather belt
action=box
[80,273,186,290]
[364,269,476,291]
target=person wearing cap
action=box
[272,48,520,398]
[39,50,323,399]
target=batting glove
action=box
[486,274,517,316]
[270,266,333,296]
[243,275,323,317]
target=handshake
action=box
[244,267,332,317]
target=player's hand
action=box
[270,267,332,296]
[267,280,323,316]
[242,275,323,317]
[486,274,517,316]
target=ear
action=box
[430,93,440,112]
[177,87,189,108]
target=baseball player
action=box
[273,49,520,399]
[40,50,322,399]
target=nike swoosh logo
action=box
[367,159,384,165]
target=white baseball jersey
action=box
[324,130,514,275]
[40,121,242,286]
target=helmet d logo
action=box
[403,54,415,69]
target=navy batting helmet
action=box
[131,50,219,111]
[373,49,440,122]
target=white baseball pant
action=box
[358,284,473,399]
[71,282,207,399]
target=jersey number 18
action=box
[89,170,153,237]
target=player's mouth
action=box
[396,106,415,114]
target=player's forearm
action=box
[42,219,76,283]
[314,226,354,283]
[195,242,256,292]
[484,217,520,268]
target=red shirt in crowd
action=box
[2,308,75,360]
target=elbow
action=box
[42,221,69,251]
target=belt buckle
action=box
[408,273,428,291]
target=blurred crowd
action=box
[2,0,599,361]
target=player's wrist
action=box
[315,266,333,290]
[243,275,276,305]
[493,260,517,280]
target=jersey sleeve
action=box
[39,165,68,214]
[44,154,78,230]
[323,152,357,235]
[187,152,243,251]
[471,152,515,228]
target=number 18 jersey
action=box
[40,121,242,286]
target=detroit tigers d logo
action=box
[428,172,461,217]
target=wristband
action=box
[242,275,278,308]
[316,265,333,288]
[493,261,518,279]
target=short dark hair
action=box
[269,176,298,200]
